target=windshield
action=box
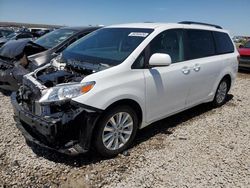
[6,32,17,39]
[244,41,250,48]
[62,28,153,66]
[1,30,13,37]
[34,28,77,49]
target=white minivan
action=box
[12,22,238,157]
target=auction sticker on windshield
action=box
[128,32,149,37]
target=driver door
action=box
[143,29,191,123]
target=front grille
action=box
[50,102,77,114]
[22,77,42,98]
[17,88,33,112]
[0,58,14,70]
[17,84,42,113]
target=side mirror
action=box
[239,45,243,48]
[149,53,171,67]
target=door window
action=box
[132,29,185,69]
[185,29,215,60]
[150,29,185,63]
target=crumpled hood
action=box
[0,38,8,44]
[0,39,47,60]
[0,39,31,59]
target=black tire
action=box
[94,105,138,158]
[212,78,229,107]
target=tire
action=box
[212,78,229,107]
[94,105,138,158]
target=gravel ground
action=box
[0,72,250,188]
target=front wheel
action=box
[94,105,138,158]
[212,78,229,107]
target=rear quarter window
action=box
[213,32,234,54]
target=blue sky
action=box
[0,0,249,36]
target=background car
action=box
[0,31,35,48]
[238,40,250,70]
[0,28,14,38]
[0,26,101,91]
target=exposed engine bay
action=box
[11,54,105,154]
[28,58,108,88]
[34,65,87,88]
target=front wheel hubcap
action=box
[102,112,133,150]
[216,81,227,104]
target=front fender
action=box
[72,69,146,122]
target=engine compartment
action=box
[34,64,93,88]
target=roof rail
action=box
[179,21,223,29]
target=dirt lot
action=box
[0,72,250,188]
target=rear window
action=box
[186,29,215,60]
[213,32,234,54]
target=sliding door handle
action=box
[193,64,201,72]
[182,66,191,74]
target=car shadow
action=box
[28,94,233,167]
[134,94,233,146]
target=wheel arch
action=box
[90,98,143,151]
[222,74,232,91]
[103,99,143,126]
[213,72,233,95]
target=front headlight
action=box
[39,81,95,103]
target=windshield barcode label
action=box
[128,32,149,37]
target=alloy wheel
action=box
[216,81,228,104]
[102,112,133,150]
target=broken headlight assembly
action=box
[39,81,95,103]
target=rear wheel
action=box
[212,78,229,107]
[94,105,138,157]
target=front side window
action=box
[62,28,153,66]
[6,32,17,39]
[34,29,77,49]
[132,29,185,69]
[213,31,234,54]
[149,29,185,63]
[186,29,215,60]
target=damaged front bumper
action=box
[11,92,102,155]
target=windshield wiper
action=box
[65,59,110,72]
